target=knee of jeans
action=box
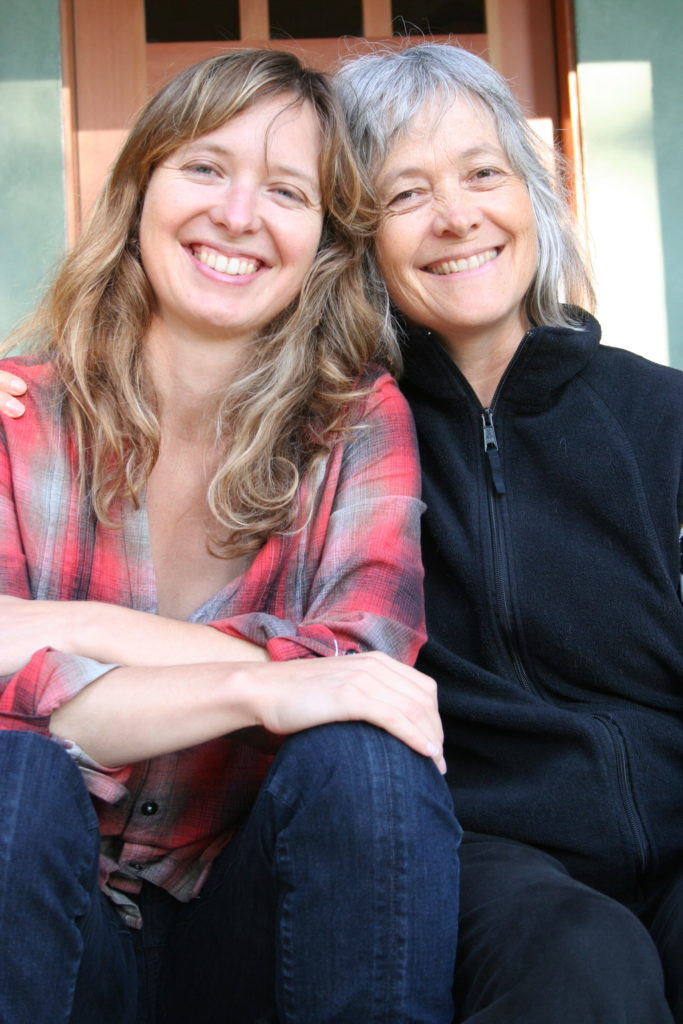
[270,722,454,820]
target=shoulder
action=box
[586,344,683,405]
[0,355,60,398]
[335,367,419,483]
[354,365,414,423]
[0,356,63,441]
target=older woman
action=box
[0,50,461,1024]
[336,43,683,1024]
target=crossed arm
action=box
[0,596,444,771]
[0,367,445,774]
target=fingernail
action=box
[5,397,25,416]
[9,378,26,395]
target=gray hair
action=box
[335,43,594,328]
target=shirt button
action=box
[129,861,145,871]
[140,800,159,816]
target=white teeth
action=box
[426,248,498,275]
[195,248,259,276]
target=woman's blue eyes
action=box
[387,167,506,205]
[391,190,417,204]
[181,166,305,203]
[181,163,221,180]
[274,186,304,203]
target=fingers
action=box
[339,662,446,772]
[257,653,447,774]
[0,371,27,417]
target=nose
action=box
[208,182,261,235]
[432,186,483,237]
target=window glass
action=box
[392,0,485,35]
[269,0,363,38]
[145,0,239,42]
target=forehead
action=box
[381,93,503,170]
[175,94,323,165]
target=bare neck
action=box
[143,320,247,442]
[440,323,530,408]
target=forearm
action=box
[49,661,260,766]
[48,652,447,773]
[83,602,271,664]
[25,599,271,667]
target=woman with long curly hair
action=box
[0,49,460,1024]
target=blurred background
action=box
[1,0,681,365]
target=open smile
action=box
[423,248,500,275]
[191,244,263,277]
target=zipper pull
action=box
[481,409,506,494]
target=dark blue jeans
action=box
[0,725,461,1023]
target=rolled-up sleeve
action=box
[1,408,119,741]
[0,649,117,733]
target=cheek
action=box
[522,228,539,283]
[138,197,166,266]
[375,230,407,291]
[289,218,323,277]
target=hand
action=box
[0,370,27,417]
[245,651,447,773]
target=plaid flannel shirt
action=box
[0,357,426,922]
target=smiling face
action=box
[138,94,324,348]
[374,93,538,360]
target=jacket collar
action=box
[400,309,602,409]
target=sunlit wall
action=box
[0,0,65,342]
[575,0,683,368]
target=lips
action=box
[191,245,262,276]
[423,248,499,275]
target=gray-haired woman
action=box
[336,42,683,1024]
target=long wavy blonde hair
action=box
[11,49,396,554]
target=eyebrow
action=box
[177,142,322,197]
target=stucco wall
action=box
[574,0,683,367]
[0,0,66,341]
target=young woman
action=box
[0,50,460,1024]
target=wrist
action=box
[63,600,107,660]
[225,663,268,729]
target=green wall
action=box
[574,0,683,367]
[0,0,66,342]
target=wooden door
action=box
[60,0,578,236]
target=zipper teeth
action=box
[480,328,536,689]
[485,457,534,691]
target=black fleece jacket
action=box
[400,311,683,897]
